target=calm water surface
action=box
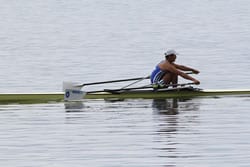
[0,0,250,166]
[1,97,250,167]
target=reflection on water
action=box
[152,98,201,135]
[152,98,201,164]
[152,98,200,115]
[152,99,180,134]
[152,99,179,115]
[64,101,85,112]
[1,98,249,166]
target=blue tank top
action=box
[150,65,166,84]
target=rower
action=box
[150,49,200,88]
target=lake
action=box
[0,0,250,166]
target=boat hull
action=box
[85,88,250,99]
[0,93,64,104]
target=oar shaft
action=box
[78,72,194,87]
[79,76,150,87]
[121,72,193,89]
[87,82,195,94]
[121,76,150,89]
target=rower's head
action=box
[165,49,177,62]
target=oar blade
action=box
[63,82,86,101]
[64,89,86,101]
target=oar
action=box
[75,71,194,88]
[121,75,150,89]
[75,76,150,87]
[119,72,194,89]
[63,76,150,101]
[87,82,195,94]
[64,82,195,101]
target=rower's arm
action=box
[178,71,198,82]
[173,63,200,74]
[168,66,200,84]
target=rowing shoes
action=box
[0,76,250,104]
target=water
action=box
[0,0,250,166]
[1,97,250,167]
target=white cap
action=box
[164,49,178,56]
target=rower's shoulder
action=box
[159,60,170,65]
[159,60,175,68]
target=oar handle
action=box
[186,71,195,75]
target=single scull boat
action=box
[0,87,250,105]
[0,76,249,104]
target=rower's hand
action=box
[192,69,200,74]
[193,80,200,85]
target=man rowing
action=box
[150,49,200,87]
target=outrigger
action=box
[0,76,250,104]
